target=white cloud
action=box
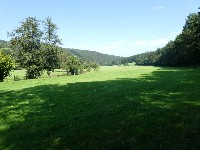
[97,41,128,55]
[63,42,89,50]
[96,38,169,56]
[62,38,170,57]
[152,6,165,11]
[148,38,168,46]
[132,38,168,47]
[101,41,127,50]
[133,40,146,46]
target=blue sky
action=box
[0,0,199,56]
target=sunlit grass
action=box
[0,66,200,149]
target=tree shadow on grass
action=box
[0,68,200,149]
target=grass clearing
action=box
[4,69,68,82]
[0,66,200,149]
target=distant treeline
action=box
[0,40,122,67]
[0,39,100,76]
[122,13,200,67]
[2,12,199,71]
[67,48,122,66]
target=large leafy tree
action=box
[0,50,15,82]
[9,17,43,79]
[158,13,200,66]
[42,17,62,76]
[181,13,200,65]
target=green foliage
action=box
[0,50,15,82]
[67,48,122,66]
[0,40,20,66]
[62,56,83,75]
[120,56,135,66]
[0,40,10,49]
[59,49,99,75]
[120,58,129,66]
[8,17,64,79]
[126,13,200,67]
[42,17,62,75]
[156,14,200,66]
[8,17,101,79]
[9,17,43,79]
[0,48,12,55]
[123,51,158,66]
[89,61,99,71]
[43,17,62,45]
[42,44,60,71]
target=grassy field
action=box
[0,66,200,149]
[4,69,68,82]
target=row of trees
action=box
[156,13,200,66]
[1,40,123,67]
[122,12,200,67]
[0,17,99,81]
[59,49,99,75]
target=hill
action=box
[66,48,122,66]
[121,13,200,67]
[0,40,10,48]
[1,40,123,66]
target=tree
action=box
[43,17,62,45]
[41,44,61,76]
[68,56,82,75]
[42,17,62,76]
[156,13,200,66]
[0,50,15,82]
[133,13,200,67]
[90,62,99,71]
[9,17,43,79]
[62,56,83,75]
[182,13,200,65]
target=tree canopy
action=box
[9,17,44,79]
[67,48,122,66]
[0,50,15,82]
[42,17,62,75]
[123,13,200,67]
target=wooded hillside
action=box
[122,13,200,67]
[67,48,122,66]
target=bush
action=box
[0,50,15,82]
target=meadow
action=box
[0,66,200,149]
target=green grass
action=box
[0,66,200,149]
[4,69,68,82]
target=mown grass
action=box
[0,66,200,149]
[5,69,68,82]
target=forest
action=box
[121,13,200,67]
[67,48,122,66]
